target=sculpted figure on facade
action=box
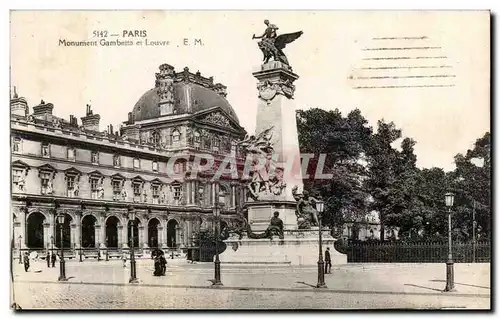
[46,180,54,195]
[17,174,26,192]
[97,185,105,199]
[73,182,80,197]
[120,186,128,201]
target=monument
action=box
[219,20,347,266]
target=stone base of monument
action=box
[219,228,347,266]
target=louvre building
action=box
[11,64,248,255]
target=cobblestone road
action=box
[11,259,491,310]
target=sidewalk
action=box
[12,259,490,297]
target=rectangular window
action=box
[133,183,141,196]
[66,176,75,197]
[133,158,140,169]
[152,161,158,172]
[42,144,50,158]
[112,180,121,194]
[13,138,21,153]
[113,155,120,167]
[40,172,51,195]
[67,148,75,161]
[90,178,99,199]
[91,151,99,164]
[173,185,182,201]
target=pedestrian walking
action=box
[325,247,332,274]
[23,252,30,272]
[122,252,127,267]
[160,253,167,276]
[46,251,50,268]
[51,252,57,268]
[153,255,161,276]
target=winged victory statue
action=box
[252,20,303,68]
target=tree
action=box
[364,120,401,241]
[296,108,372,234]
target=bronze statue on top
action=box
[252,20,303,67]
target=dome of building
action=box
[130,65,239,124]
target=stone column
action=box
[94,225,101,248]
[99,213,106,248]
[70,224,76,249]
[18,208,27,249]
[44,222,51,250]
[138,225,146,248]
[183,220,189,247]
[157,226,165,248]
[117,225,124,248]
[74,212,82,249]
[187,219,193,247]
[122,224,128,248]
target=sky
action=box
[10,11,490,171]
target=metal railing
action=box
[344,240,491,263]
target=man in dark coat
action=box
[153,255,162,276]
[23,252,30,272]
[51,252,57,267]
[325,247,332,274]
[46,251,51,267]
[160,254,167,276]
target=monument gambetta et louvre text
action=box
[10,65,249,253]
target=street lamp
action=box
[56,214,67,281]
[444,192,455,292]
[315,199,327,288]
[18,235,22,264]
[128,209,139,284]
[212,181,223,286]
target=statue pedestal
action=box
[246,200,298,231]
[220,229,346,266]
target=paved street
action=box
[11,259,491,309]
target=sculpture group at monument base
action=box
[220,229,347,266]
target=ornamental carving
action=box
[201,112,231,128]
[257,79,296,104]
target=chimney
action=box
[128,112,135,124]
[80,104,100,131]
[32,99,54,117]
[10,86,28,118]
[156,63,176,116]
[107,124,114,135]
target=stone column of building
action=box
[183,220,189,247]
[46,210,56,250]
[185,179,192,205]
[75,212,82,248]
[158,225,165,248]
[94,225,101,248]
[122,223,128,249]
[186,218,193,247]
[117,225,124,248]
[70,224,76,249]
[99,213,106,248]
[18,208,27,249]
[138,225,146,249]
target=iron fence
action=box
[345,241,490,263]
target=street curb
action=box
[14,280,490,298]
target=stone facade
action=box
[11,64,248,253]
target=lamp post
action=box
[315,199,327,288]
[18,235,22,264]
[56,214,67,281]
[212,181,223,286]
[444,192,455,292]
[128,209,139,284]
